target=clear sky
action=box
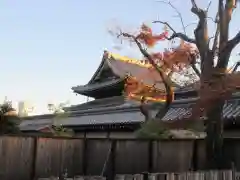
[0,0,239,114]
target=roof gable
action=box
[88,51,119,84]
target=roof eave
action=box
[71,78,123,94]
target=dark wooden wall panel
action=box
[152,140,194,172]
[115,140,149,174]
[0,136,34,180]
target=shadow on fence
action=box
[0,135,239,180]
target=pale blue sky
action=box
[0,0,239,114]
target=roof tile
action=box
[162,99,240,121]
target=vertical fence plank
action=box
[115,140,149,174]
[35,138,62,177]
[35,138,84,179]
[82,136,88,176]
[86,139,112,175]
[60,139,84,176]
[30,137,38,180]
[152,140,194,172]
[0,136,34,180]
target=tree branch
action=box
[211,23,220,57]
[157,0,186,34]
[232,61,240,73]
[153,21,196,44]
[140,97,151,121]
[216,0,236,69]
[190,0,211,72]
[206,1,212,12]
[218,0,225,45]
[184,23,197,30]
[120,32,174,119]
[216,30,240,69]
[190,0,208,47]
[226,31,240,53]
[191,63,201,77]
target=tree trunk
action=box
[205,99,225,169]
[200,52,226,169]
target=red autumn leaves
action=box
[136,24,199,73]
[122,24,199,103]
[136,24,168,47]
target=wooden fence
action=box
[38,176,106,180]
[37,171,240,180]
[0,135,240,180]
[115,171,240,180]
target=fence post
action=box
[30,137,38,180]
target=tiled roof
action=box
[59,110,144,126]
[19,119,52,131]
[20,95,240,131]
[64,96,126,112]
[162,98,240,121]
[19,110,145,131]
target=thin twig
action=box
[157,0,186,34]
[206,1,212,12]
[153,21,196,43]
[232,62,240,73]
[207,17,217,23]
[184,23,198,29]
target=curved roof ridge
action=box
[81,50,140,85]
[88,50,110,84]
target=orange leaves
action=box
[135,24,199,73]
[124,76,174,102]
[110,24,199,105]
[117,24,199,74]
[136,24,168,47]
[145,41,199,73]
[108,24,200,104]
[106,52,174,103]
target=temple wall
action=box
[74,130,240,139]
[109,132,137,139]
[85,132,108,138]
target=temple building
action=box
[19,51,240,138]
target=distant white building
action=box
[18,101,34,117]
